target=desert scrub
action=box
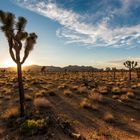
[103,112,114,123]
[127,91,135,98]
[80,98,99,110]
[20,119,48,134]
[33,98,51,109]
[25,94,33,101]
[78,86,89,94]
[89,90,103,103]
[1,107,19,120]
[63,89,73,97]
[120,94,129,102]
[111,87,121,94]
[35,92,44,98]
[98,86,108,94]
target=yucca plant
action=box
[0,10,37,117]
[124,60,137,80]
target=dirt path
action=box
[47,91,140,140]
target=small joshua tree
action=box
[41,66,46,74]
[112,67,117,80]
[135,67,140,79]
[0,10,37,117]
[105,67,111,78]
[124,60,137,80]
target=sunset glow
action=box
[2,59,34,68]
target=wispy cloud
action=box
[14,0,140,48]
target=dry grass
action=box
[120,94,129,101]
[127,91,135,98]
[80,98,99,110]
[33,98,51,108]
[98,86,108,94]
[25,94,33,101]
[111,87,121,94]
[63,89,73,97]
[78,86,89,94]
[88,90,103,102]
[103,112,114,123]
[1,107,19,120]
[35,92,44,98]
[80,98,91,108]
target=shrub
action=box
[71,85,79,91]
[80,98,99,111]
[80,98,91,108]
[35,92,44,98]
[127,91,135,98]
[103,112,114,123]
[20,119,48,134]
[98,86,108,94]
[64,89,72,97]
[33,98,51,108]
[88,90,103,102]
[120,94,128,101]
[25,94,33,101]
[78,86,89,94]
[1,107,19,120]
[111,87,121,94]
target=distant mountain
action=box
[63,65,98,72]
[23,65,99,72]
[0,65,99,72]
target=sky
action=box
[1,0,140,68]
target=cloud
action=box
[14,0,140,48]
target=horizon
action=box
[1,0,140,68]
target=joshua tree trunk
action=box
[17,63,25,117]
[113,71,115,80]
[129,69,131,80]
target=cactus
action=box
[123,60,137,80]
[0,10,37,117]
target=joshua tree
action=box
[112,67,117,80]
[136,67,140,79]
[0,10,37,117]
[124,60,137,80]
[105,67,111,77]
[41,66,46,74]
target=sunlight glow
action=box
[2,59,34,68]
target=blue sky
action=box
[1,0,140,68]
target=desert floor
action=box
[0,71,140,140]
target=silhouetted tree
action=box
[0,10,37,117]
[41,66,46,74]
[112,67,117,80]
[136,67,140,79]
[124,60,137,80]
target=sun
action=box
[3,59,16,68]
[2,59,34,68]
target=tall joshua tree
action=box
[124,60,137,80]
[0,10,37,117]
